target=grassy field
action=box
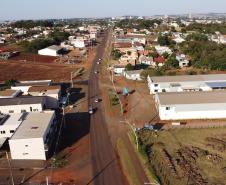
[137,127,226,185]
[117,137,141,185]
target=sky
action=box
[1,0,226,20]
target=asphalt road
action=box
[87,29,125,185]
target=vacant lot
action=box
[8,53,57,63]
[0,61,74,83]
[138,127,226,185]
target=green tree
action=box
[181,28,187,33]
[4,79,17,86]
[166,56,179,67]
[171,26,176,32]
[162,52,169,59]
[125,63,134,71]
[127,51,131,55]
[140,68,162,79]
[157,35,169,46]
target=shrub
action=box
[4,78,17,86]
[185,70,197,75]
[162,89,166,92]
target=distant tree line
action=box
[186,23,226,34]
[115,19,162,30]
[10,20,54,29]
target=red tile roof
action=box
[138,51,149,55]
[0,48,9,52]
[154,57,165,63]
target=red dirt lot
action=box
[9,53,57,63]
[0,61,74,83]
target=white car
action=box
[95,99,99,103]
[89,107,93,114]
[95,71,98,73]
[99,58,102,61]
[97,62,100,64]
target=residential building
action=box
[152,57,165,67]
[123,70,142,80]
[0,97,46,114]
[176,54,190,67]
[9,111,56,160]
[119,57,136,66]
[147,74,226,94]
[155,91,226,120]
[139,56,153,65]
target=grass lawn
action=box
[117,137,141,185]
[137,127,226,185]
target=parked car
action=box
[95,99,99,103]
[99,58,102,60]
[95,71,98,73]
[89,107,93,114]
[143,123,154,130]
[97,61,100,64]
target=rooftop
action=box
[13,80,52,87]
[28,85,61,93]
[0,113,23,126]
[47,45,63,51]
[0,97,44,106]
[150,74,226,83]
[10,111,55,140]
[0,89,19,97]
[124,70,143,76]
[157,90,226,106]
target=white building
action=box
[155,91,226,120]
[176,54,189,67]
[71,39,86,48]
[27,86,61,108]
[0,89,21,98]
[0,114,23,147]
[38,45,64,56]
[114,65,126,74]
[9,111,56,160]
[11,80,52,94]
[123,70,142,80]
[0,97,46,114]
[148,74,226,94]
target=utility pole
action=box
[6,152,14,185]
[71,71,73,88]
[46,176,51,185]
[62,106,66,128]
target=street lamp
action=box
[119,119,139,150]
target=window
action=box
[9,110,14,113]
[23,153,28,155]
[154,84,158,87]
[10,130,14,133]
[33,109,38,112]
[30,107,32,112]
[166,107,170,110]
[0,131,5,134]
[21,110,26,113]
[31,127,38,129]
[154,90,158,92]
[25,145,28,147]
